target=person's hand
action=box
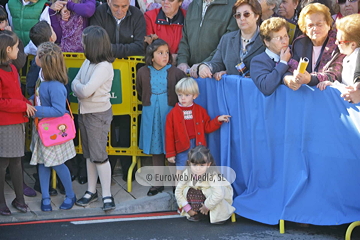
[198,64,212,79]
[50,0,67,11]
[317,81,332,91]
[177,63,190,74]
[199,204,209,215]
[3,26,12,31]
[280,47,291,62]
[283,75,301,91]
[188,209,197,216]
[293,70,311,85]
[61,5,70,21]
[218,115,231,123]
[341,83,360,103]
[26,103,36,117]
[171,53,177,66]
[167,157,175,164]
[189,64,199,78]
[214,71,227,81]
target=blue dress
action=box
[139,65,173,155]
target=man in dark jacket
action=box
[90,0,146,58]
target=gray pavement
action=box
[1,158,177,223]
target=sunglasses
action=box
[233,12,253,19]
[335,39,351,44]
[337,0,357,4]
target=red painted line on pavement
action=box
[0,211,178,227]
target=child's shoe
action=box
[187,214,200,222]
[41,198,52,212]
[60,196,76,210]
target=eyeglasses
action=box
[272,34,289,42]
[233,12,253,19]
[335,39,351,44]
[306,21,326,30]
[337,0,357,5]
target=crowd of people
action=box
[0,0,360,224]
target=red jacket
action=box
[144,7,186,54]
[165,103,222,158]
[0,64,30,126]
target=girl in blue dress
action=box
[136,38,186,196]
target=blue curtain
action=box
[195,75,360,225]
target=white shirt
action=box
[342,48,360,86]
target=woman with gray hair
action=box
[258,0,281,21]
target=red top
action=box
[145,8,186,54]
[0,64,31,126]
[165,103,222,158]
[179,104,195,139]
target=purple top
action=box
[49,0,96,52]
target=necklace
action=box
[241,37,250,43]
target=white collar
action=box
[265,48,280,62]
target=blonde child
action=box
[136,38,186,196]
[73,26,115,211]
[165,77,230,181]
[175,145,235,224]
[0,30,36,215]
[30,42,76,211]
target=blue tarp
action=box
[195,75,360,225]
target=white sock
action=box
[85,158,98,198]
[96,160,112,201]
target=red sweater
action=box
[165,103,222,158]
[145,8,186,54]
[0,64,30,126]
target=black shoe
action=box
[147,186,164,196]
[71,175,76,182]
[102,196,115,211]
[78,176,87,185]
[76,191,98,207]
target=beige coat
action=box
[175,169,235,223]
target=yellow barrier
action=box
[345,221,360,240]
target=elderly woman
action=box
[321,14,360,91]
[198,0,265,80]
[333,0,360,20]
[258,0,281,21]
[250,17,291,96]
[144,0,186,65]
[176,0,238,78]
[283,3,345,91]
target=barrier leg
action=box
[52,169,56,189]
[279,219,285,234]
[231,213,236,222]
[345,221,360,240]
[127,155,137,192]
[137,156,142,173]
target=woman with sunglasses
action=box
[319,14,360,92]
[282,3,345,91]
[332,0,360,20]
[198,0,265,80]
[250,17,292,96]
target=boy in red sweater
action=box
[165,77,230,182]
